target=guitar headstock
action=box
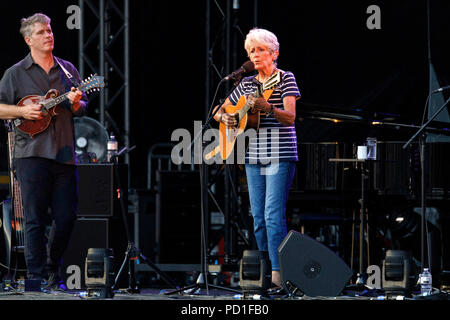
[79,74,105,94]
[262,71,281,91]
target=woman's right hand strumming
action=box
[220,112,238,127]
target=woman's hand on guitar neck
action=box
[247,95,271,113]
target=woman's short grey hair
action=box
[244,28,280,56]
[20,13,51,38]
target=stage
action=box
[1,285,448,301]
[0,280,448,319]
[1,3,450,316]
[0,287,448,320]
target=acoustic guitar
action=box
[205,71,281,161]
[13,74,104,138]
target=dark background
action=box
[1,1,450,189]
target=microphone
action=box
[432,85,450,94]
[222,61,255,81]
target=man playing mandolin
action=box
[0,13,87,290]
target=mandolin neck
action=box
[41,91,71,110]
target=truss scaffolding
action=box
[78,0,131,179]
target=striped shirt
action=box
[229,70,301,164]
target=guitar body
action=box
[207,91,270,161]
[16,89,59,138]
[219,97,249,160]
[205,71,281,161]
[247,110,261,130]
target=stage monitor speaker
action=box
[76,164,128,217]
[61,218,127,289]
[278,230,353,297]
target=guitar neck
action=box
[7,131,15,193]
[6,130,24,218]
[238,89,262,120]
[237,72,280,120]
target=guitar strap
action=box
[54,56,79,87]
[263,89,274,102]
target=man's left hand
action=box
[68,87,82,105]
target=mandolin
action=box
[14,74,104,138]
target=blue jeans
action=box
[245,161,296,271]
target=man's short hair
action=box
[20,13,51,38]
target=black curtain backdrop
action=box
[1,0,450,189]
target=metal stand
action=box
[357,160,369,284]
[110,146,178,292]
[164,145,241,296]
[165,78,243,296]
[164,160,241,296]
[329,158,371,284]
[403,95,450,272]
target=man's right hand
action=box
[21,103,43,120]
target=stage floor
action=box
[0,288,238,300]
[0,286,448,301]
[0,286,448,318]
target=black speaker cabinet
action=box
[278,230,353,297]
[155,170,201,264]
[76,164,128,217]
[61,218,127,289]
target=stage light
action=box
[382,250,417,296]
[387,208,419,240]
[85,248,115,298]
[239,250,271,297]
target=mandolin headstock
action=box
[79,74,105,94]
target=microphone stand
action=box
[165,78,242,296]
[110,145,179,293]
[403,95,450,276]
